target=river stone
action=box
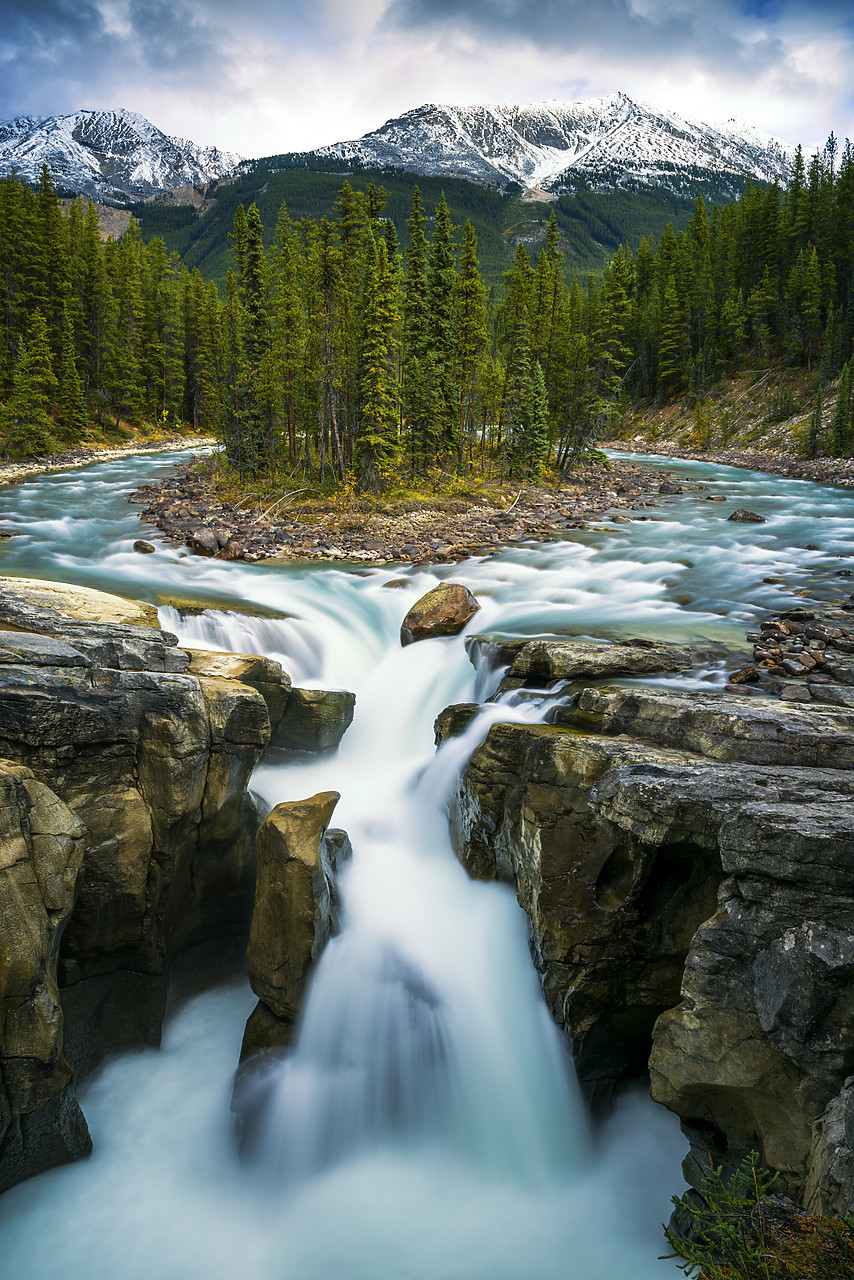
[659,481,684,494]
[133,540,155,553]
[494,637,694,685]
[400,583,480,646]
[189,529,219,557]
[434,703,480,745]
[728,508,766,523]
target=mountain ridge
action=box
[0,108,243,204]
[301,92,799,196]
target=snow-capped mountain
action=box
[0,109,243,203]
[309,93,799,194]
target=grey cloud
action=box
[380,0,799,78]
[128,0,226,73]
[0,0,119,116]
[0,0,234,120]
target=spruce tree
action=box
[403,188,431,472]
[1,310,58,457]
[426,194,459,460]
[454,220,487,463]
[831,361,852,455]
[57,306,88,442]
[356,238,401,491]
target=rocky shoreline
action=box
[128,458,702,564]
[604,441,854,488]
[0,435,214,490]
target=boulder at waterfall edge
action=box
[400,583,480,646]
[468,635,694,687]
[242,791,351,1057]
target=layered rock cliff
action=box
[447,649,854,1212]
[0,577,354,1192]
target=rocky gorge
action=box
[1,445,854,1279]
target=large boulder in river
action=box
[400,583,480,646]
[472,636,694,686]
[728,508,766,523]
[241,792,351,1058]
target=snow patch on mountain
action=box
[310,93,799,194]
[0,109,243,203]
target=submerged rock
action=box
[728,508,766,523]
[400,583,480,646]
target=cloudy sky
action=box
[1,0,852,157]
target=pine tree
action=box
[426,194,459,460]
[454,220,487,464]
[658,278,688,395]
[831,361,853,455]
[1,310,57,457]
[356,238,401,491]
[807,385,824,458]
[57,306,88,442]
[403,187,431,473]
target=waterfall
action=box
[14,446,849,1274]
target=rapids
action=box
[1,448,852,1279]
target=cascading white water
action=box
[5,447,853,1277]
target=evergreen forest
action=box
[1,137,853,489]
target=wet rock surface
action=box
[0,760,92,1192]
[269,688,355,753]
[448,676,854,1202]
[240,792,350,1058]
[450,723,724,1104]
[400,583,481,645]
[558,684,854,766]
[0,581,274,1190]
[806,1077,854,1217]
[475,636,694,686]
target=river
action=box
[0,449,852,1280]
